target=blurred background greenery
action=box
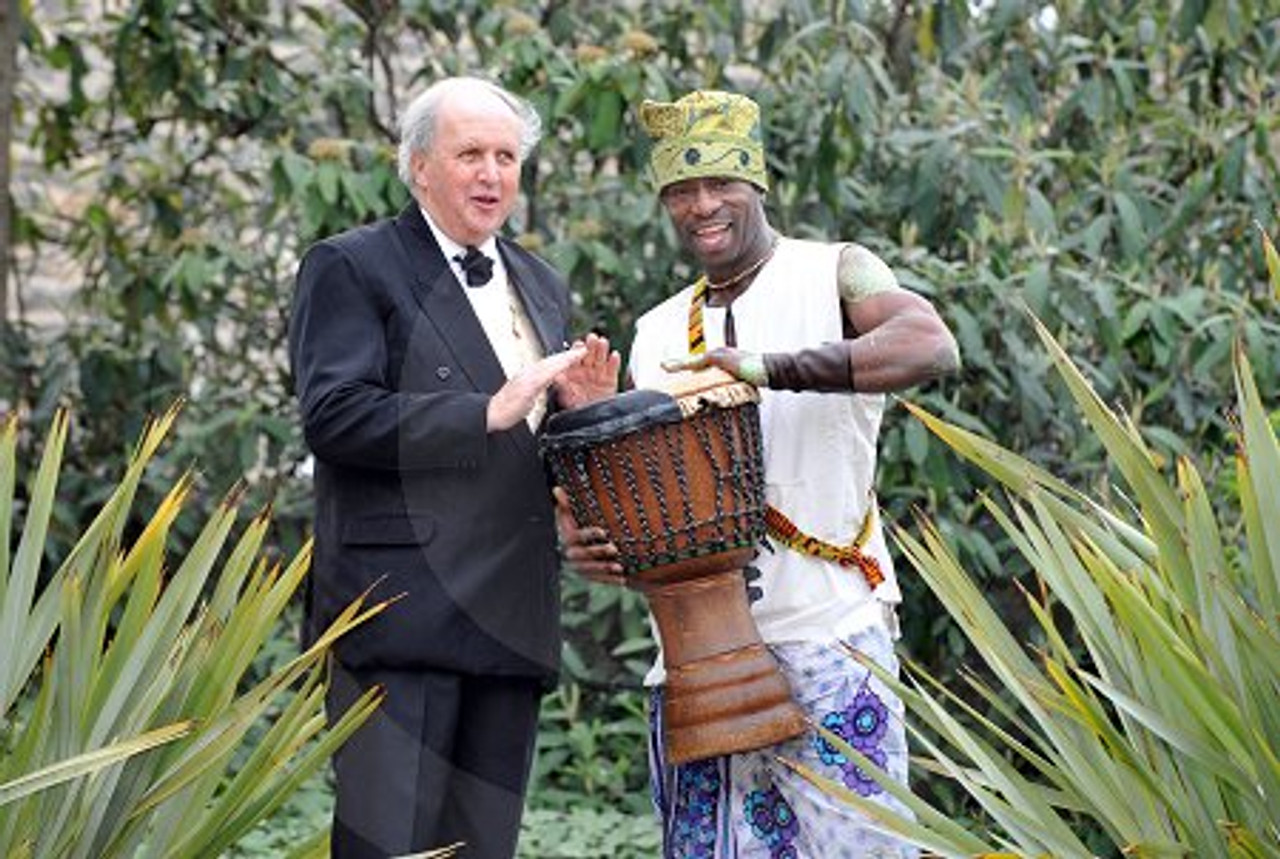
[4,0,1277,855]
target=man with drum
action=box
[557,89,959,857]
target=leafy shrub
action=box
[519,807,660,859]
[9,0,1278,828]
[0,406,381,858]
[785,305,1279,855]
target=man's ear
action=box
[408,151,428,189]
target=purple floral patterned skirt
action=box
[648,623,918,858]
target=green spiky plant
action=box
[0,405,386,858]
[783,231,1280,857]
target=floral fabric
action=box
[649,624,917,858]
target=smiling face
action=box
[659,176,772,281]
[410,85,525,247]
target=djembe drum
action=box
[541,369,807,764]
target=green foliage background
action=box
[6,0,1278,852]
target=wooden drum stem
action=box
[642,566,809,764]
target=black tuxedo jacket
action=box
[288,204,572,679]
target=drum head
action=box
[541,389,683,452]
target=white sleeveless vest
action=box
[630,238,901,680]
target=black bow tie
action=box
[454,246,494,287]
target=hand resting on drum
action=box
[661,347,768,388]
[552,486,625,586]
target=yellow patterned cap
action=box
[638,90,769,192]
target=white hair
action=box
[396,77,543,187]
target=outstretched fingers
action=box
[488,345,588,431]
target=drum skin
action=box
[542,374,807,763]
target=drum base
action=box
[643,567,809,764]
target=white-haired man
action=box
[289,76,617,858]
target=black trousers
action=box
[327,661,544,859]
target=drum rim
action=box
[540,388,684,451]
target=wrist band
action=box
[763,342,854,392]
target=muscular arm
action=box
[763,243,958,392]
[662,242,959,393]
[840,288,959,393]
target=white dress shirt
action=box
[419,208,547,428]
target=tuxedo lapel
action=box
[500,240,564,357]
[392,206,507,395]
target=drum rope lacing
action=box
[545,406,767,571]
[686,263,886,591]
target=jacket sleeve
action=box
[288,238,491,471]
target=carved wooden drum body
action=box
[542,371,807,764]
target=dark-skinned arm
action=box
[664,247,959,393]
[827,288,959,393]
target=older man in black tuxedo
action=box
[288,76,618,858]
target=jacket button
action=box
[436,366,451,380]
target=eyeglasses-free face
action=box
[412,88,525,248]
[660,177,771,280]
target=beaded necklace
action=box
[686,235,779,355]
[705,235,779,291]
